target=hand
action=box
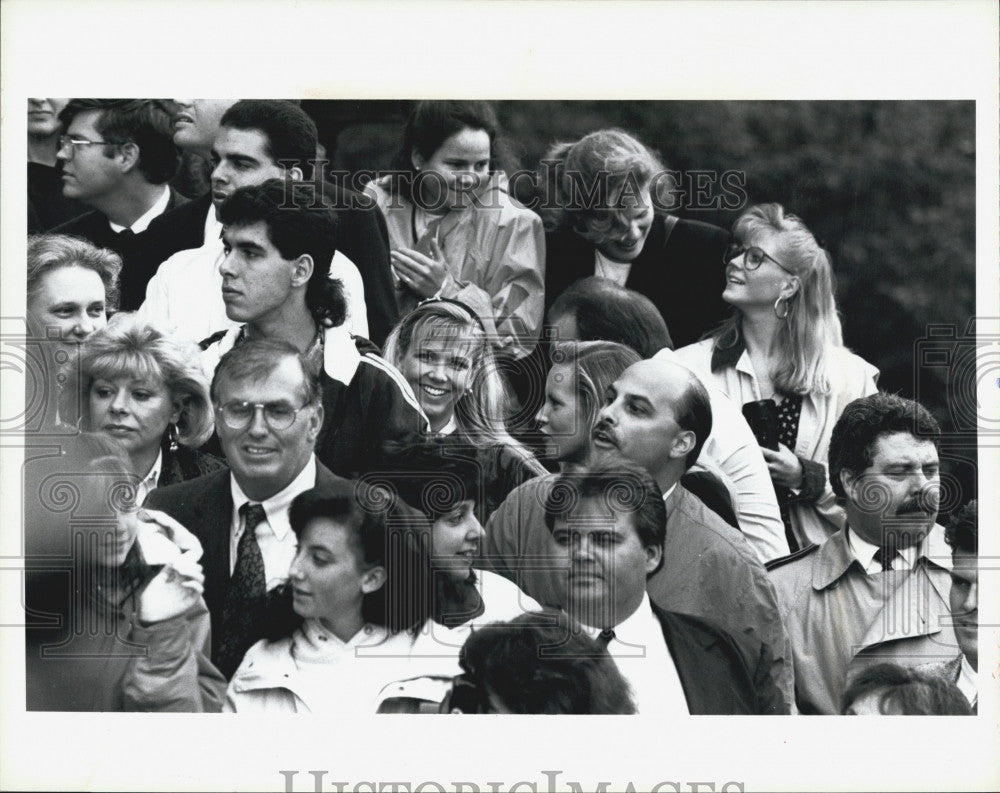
[135,509,205,624]
[390,240,449,299]
[761,443,804,489]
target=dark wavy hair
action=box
[946,499,977,554]
[218,179,346,328]
[842,662,972,715]
[457,609,636,714]
[544,459,666,577]
[219,100,318,176]
[829,393,941,499]
[60,99,179,184]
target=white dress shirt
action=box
[139,205,369,344]
[136,448,164,504]
[580,593,689,714]
[956,654,977,709]
[847,527,920,574]
[108,185,171,233]
[228,455,317,589]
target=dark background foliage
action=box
[303,99,979,517]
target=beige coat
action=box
[675,339,879,548]
[768,525,956,714]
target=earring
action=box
[774,296,790,320]
[168,423,179,452]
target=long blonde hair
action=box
[712,203,842,395]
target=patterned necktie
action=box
[874,545,895,571]
[217,503,267,678]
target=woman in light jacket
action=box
[365,101,545,364]
[675,203,878,551]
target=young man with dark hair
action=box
[768,392,959,714]
[200,180,426,480]
[483,355,793,712]
[139,99,398,345]
[541,461,776,714]
[53,99,188,309]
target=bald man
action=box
[483,357,795,712]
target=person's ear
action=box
[669,429,696,462]
[361,565,387,594]
[118,141,140,174]
[780,276,801,302]
[840,468,857,498]
[411,149,425,171]
[644,542,663,576]
[291,254,314,288]
[169,396,183,426]
[305,402,324,443]
[287,165,304,182]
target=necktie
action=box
[217,503,267,678]
[874,546,895,572]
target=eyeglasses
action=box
[215,400,310,431]
[724,242,794,275]
[57,135,118,160]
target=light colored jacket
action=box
[366,173,545,360]
[768,525,956,714]
[674,339,879,548]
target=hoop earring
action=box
[774,296,790,320]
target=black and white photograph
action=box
[1,1,997,791]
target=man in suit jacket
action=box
[145,339,348,678]
[139,99,398,346]
[53,99,188,310]
[542,460,775,714]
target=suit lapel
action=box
[192,470,235,619]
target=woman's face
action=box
[721,229,793,309]
[535,363,593,465]
[432,499,484,583]
[413,126,491,211]
[398,325,477,433]
[89,374,180,465]
[28,265,107,352]
[588,186,656,263]
[288,517,383,624]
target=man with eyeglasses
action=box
[199,179,426,480]
[53,99,188,310]
[145,339,346,679]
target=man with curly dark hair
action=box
[768,392,960,714]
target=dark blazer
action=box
[544,215,732,349]
[143,459,347,667]
[147,185,399,347]
[653,603,768,714]
[52,187,189,311]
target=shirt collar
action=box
[578,592,655,638]
[814,525,951,590]
[321,324,361,385]
[137,448,164,503]
[230,454,317,542]
[710,326,747,372]
[436,416,458,436]
[956,654,977,707]
[108,185,170,234]
[660,482,678,503]
[204,202,223,243]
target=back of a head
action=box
[219,100,318,176]
[549,276,673,357]
[378,436,484,522]
[458,610,636,714]
[842,663,973,715]
[59,99,180,185]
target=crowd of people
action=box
[23,98,978,715]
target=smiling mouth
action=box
[174,114,194,125]
[420,383,448,398]
[242,446,276,457]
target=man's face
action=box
[535,363,591,464]
[172,99,235,155]
[549,497,660,628]
[950,548,978,671]
[59,110,123,204]
[214,356,323,502]
[28,98,68,138]
[210,127,285,214]
[841,432,940,548]
[592,360,693,482]
[219,222,298,325]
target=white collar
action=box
[956,654,977,707]
[436,415,458,436]
[230,455,318,543]
[660,482,678,503]
[137,448,164,502]
[108,185,170,234]
[204,202,223,243]
[847,526,921,573]
[579,592,655,638]
[321,323,361,385]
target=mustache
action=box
[896,493,937,515]
[592,419,616,442]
